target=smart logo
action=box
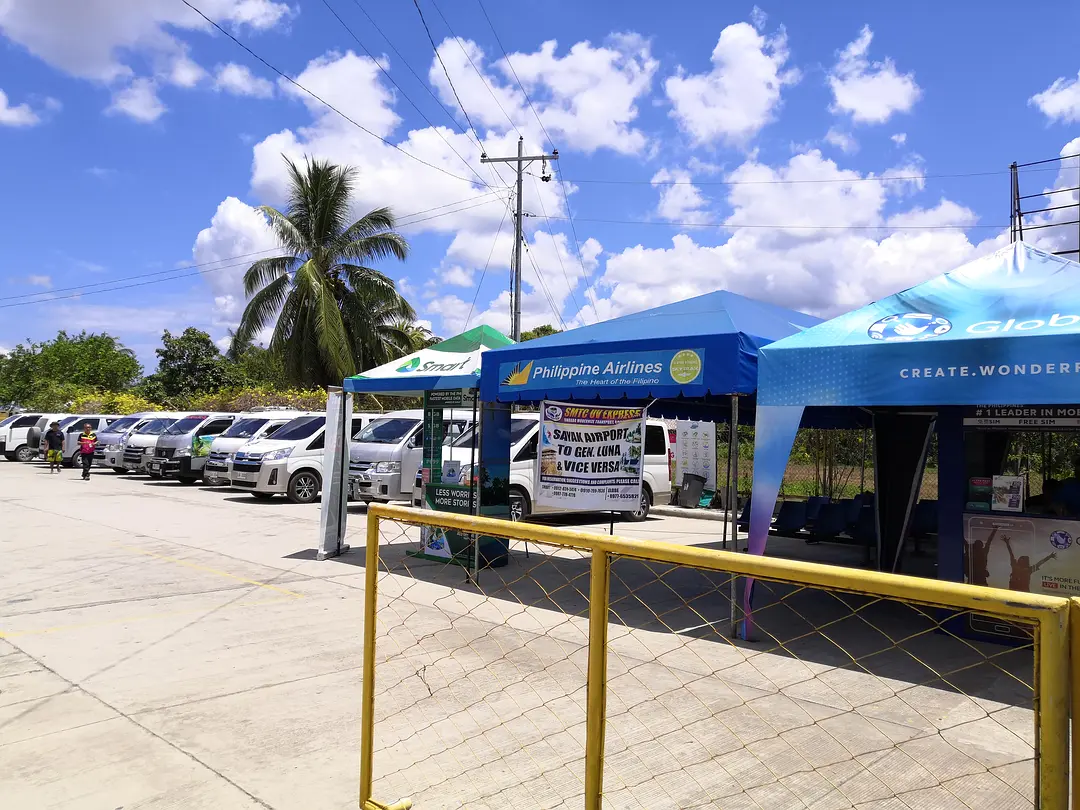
[395,356,470,374]
[868,313,952,342]
[396,357,421,373]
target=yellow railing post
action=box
[1071,598,1080,806]
[585,548,610,810]
[359,508,381,807]
[1037,601,1070,810]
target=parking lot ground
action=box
[0,461,750,810]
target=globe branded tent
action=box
[743,242,1080,632]
[479,290,821,404]
[344,324,513,396]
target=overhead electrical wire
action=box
[2,192,510,309]
[527,214,1009,230]
[178,0,483,187]
[464,197,511,329]
[318,0,493,190]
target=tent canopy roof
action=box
[758,242,1080,407]
[344,324,512,396]
[479,289,820,402]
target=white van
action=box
[202,409,315,485]
[348,409,475,504]
[2,413,70,462]
[229,412,373,503]
[444,412,673,522]
[94,413,156,471]
[151,412,236,483]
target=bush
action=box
[69,390,164,414]
[187,386,328,412]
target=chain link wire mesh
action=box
[364,510,1058,810]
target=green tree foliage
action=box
[0,331,141,408]
[391,317,440,351]
[138,328,239,403]
[520,324,560,342]
[234,157,414,387]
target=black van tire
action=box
[14,445,33,463]
[509,487,531,522]
[66,452,80,468]
[287,470,321,504]
[622,486,652,522]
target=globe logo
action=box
[1050,530,1072,550]
[868,313,953,342]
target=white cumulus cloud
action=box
[107,78,166,123]
[891,132,907,146]
[1030,71,1080,124]
[651,168,711,224]
[824,128,858,154]
[430,34,658,155]
[214,63,274,98]
[828,26,921,124]
[0,88,42,126]
[664,21,800,146]
[26,275,52,288]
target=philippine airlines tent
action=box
[344,325,513,396]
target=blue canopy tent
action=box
[745,243,1080,622]
[477,290,820,553]
[479,290,821,405]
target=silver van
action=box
[122,413,188,473]
[94,413,153,471]
[203,409,313,485]
[347,409,474,504]
[36,415,121,467]
[151,412,236,483]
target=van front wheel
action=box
[622,489,652,522]
[287,470,321,504]
[14,445,33,463]
[509,488,531,522]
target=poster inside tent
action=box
[674,420,716,490]
[536,402,645,511]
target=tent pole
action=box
[470,394,480,583]
[729,394,740,638]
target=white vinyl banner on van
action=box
[674,419,716,490]
[536,401,646,512]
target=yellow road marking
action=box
[0,596,297,639]
[107,542,306,599]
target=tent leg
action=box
[318,387,352,560]
[729,395,740,638]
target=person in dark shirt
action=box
[43,421,64,473]
[77,423,97,480]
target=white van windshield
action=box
[57,416,79,429]
[165,416,207,436]
[136,418,176,435]
[0,414,18,428]
[222,417,269,439]
[271,415,325,441]
[353,417,420,444]
[452,418,535,448]
[104,416,140,434]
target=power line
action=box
[522,241,568,330]
[540,164,1072,187]
[530,173,584,320]
[178,0,482,187]
[471,2,600,324]
[2,193,510,309]
[318,0,492,190]
[527,214,1009,230]
[465,197,511,329]
[427,0,521,137]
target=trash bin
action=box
[679,473,706,508]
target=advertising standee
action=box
[536,401,646,512]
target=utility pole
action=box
[481,136,558,341]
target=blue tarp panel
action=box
[479,290,820,403]
[758,242,1080,407]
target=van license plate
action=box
[233,471,256,482]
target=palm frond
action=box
[234,273,292,348]
[243,255,295,298]
[258,206,307,257]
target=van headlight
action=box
[264,447,293,461]
[144,447,155,455]
[106,443,122,452]
[175,447,192,457]
[375,461,400,474]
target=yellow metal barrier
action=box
[360,503,1070,809]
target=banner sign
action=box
[963,404,1080,428]
[500,348,704,394]
[420,484,476,560]
[536,401,645,511]
[425,388,477,409]
[674,419,716,490]
[964,513,1080,596]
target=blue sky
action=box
[1,0,1079,370]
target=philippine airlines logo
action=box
[544,404,564,421]
[868,313,952,342]
[396,357,421,373]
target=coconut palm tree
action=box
[390,317,441,352]
[233,156,414,386]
